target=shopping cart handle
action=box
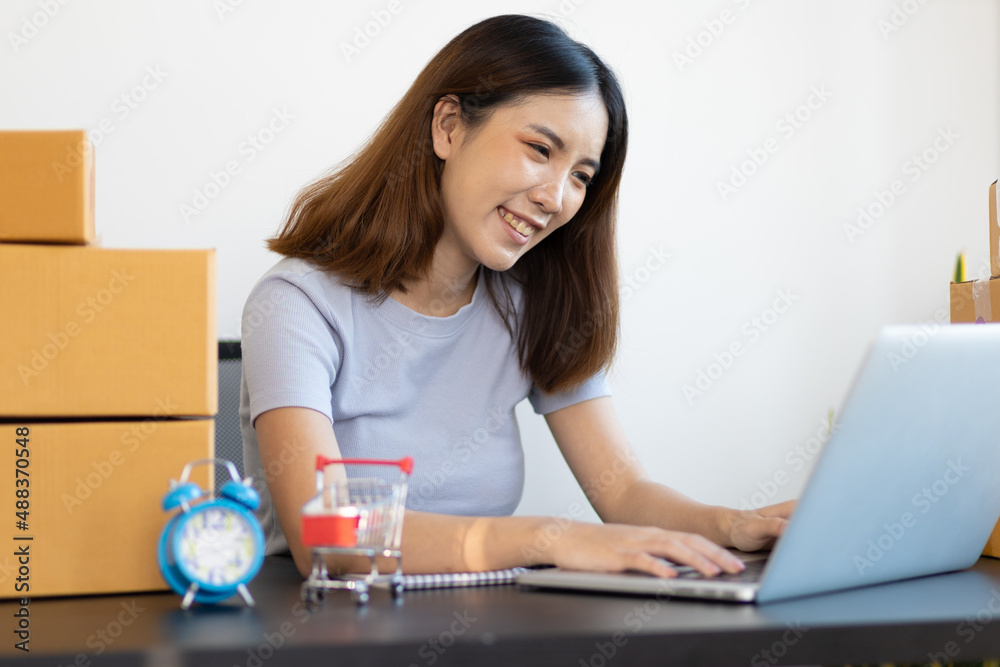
[315,455,413,475]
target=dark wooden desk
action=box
[6,556,1000,666]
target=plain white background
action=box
[3,0,997,522]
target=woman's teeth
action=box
[502,210,534,237]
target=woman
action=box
[240,14,792,579]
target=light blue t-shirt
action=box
[240,257,611,554]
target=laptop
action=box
[517,325,1000,604]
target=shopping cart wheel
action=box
[303,586,325,605]
[351,588,370,605]
[391,581,404,598]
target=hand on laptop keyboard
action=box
[538,522,746,579]
[669,559,767,583]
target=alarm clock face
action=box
[175,505,259,589]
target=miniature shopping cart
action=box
[300,455,412,605]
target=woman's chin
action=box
[477,250,524,273]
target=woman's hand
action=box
[538,520,747,578]
[722,499,797,552]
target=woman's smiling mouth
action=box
[498,206,537,239]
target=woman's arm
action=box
[255,405,748,578]
[544,396,794,551]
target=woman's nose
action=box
[528,177,564,216]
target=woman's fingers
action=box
[619,550,678,578]
[759,499,797,519]
[539,499,800,578]
[723,499,798,552]
[551,523,744,578]
[736,516,789,551]
[644,531,742,576]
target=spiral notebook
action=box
[386,567,528,590]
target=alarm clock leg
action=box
[181,583,200,610]
[237,583,256,607]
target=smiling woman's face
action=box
[431,90,609,274]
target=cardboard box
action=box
[949,275,1000,557]
[948,277,1000,555]
[951,179,1000,558]
[991,181,999,278]
[0,245,217,417]
[0,130,95,244]
[1,419,213,598]
[950,277,1000,324]
[985,519,1000,559]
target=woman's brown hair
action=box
[268,14,628,394]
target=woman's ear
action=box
[431,95,463,161]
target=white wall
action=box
[4,0,997,523]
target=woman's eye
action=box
[529,143,549,158]
[527,142,592,187]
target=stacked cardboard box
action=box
[950,179,1000,557]
[0,131,94,243]
[0,131,217,597]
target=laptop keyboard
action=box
[672,558,767,583]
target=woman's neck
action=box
[390,262,480,318]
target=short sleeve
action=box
[527,369,612,415]
[241,274,342,427]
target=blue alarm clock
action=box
[158,458,265,610]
